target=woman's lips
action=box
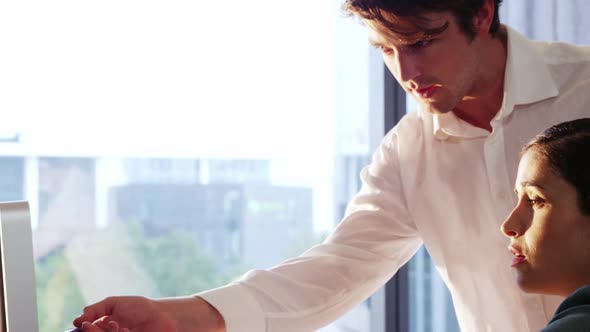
[511,256,526,267]
[415,86,438,98]
[509,246,526,267]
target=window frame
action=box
[367,45,410,331]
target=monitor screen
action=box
[0,201,39,332]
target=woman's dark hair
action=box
[343,0,502,41]
[523,118,590,215]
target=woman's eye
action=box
[527,197,545,207]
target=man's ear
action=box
[473,0,495,37]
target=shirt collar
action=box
[432,25,559,140]
[550,285,590,321]
[503,25,559,108]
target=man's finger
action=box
[73,297,119,326]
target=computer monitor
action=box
[0,201,39,332]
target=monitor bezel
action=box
[0,201,39,332]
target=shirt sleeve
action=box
[197,130,423,332]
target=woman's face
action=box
[501,149,590,296]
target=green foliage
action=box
[35,250,85,332]
[133,225,246,296]
[34,222,250,332]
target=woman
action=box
[501,118,590,331]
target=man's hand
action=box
[73,296,226,332]
[77,320,130,332]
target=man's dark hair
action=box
[343,0,503,41]
[524,118,590,216]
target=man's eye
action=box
[406,39,432,52]
[382,47,394,55]
[374,45,393,55]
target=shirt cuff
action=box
[196,283,265,332]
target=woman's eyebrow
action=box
[520,181,546,191]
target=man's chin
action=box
[420,102,454,115]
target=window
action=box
[0,1,381,331]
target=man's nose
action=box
[395,54,421,87]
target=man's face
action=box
[366,12,482,114]
[500,150,590,296]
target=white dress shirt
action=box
[198,26,590,332]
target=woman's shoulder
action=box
[542,285,590,332]
[541,309,590,332]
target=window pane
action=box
[408,247,459,332]
[0,1,377,331]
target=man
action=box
[74,0,590,331]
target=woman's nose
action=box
[501,207,523,238]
